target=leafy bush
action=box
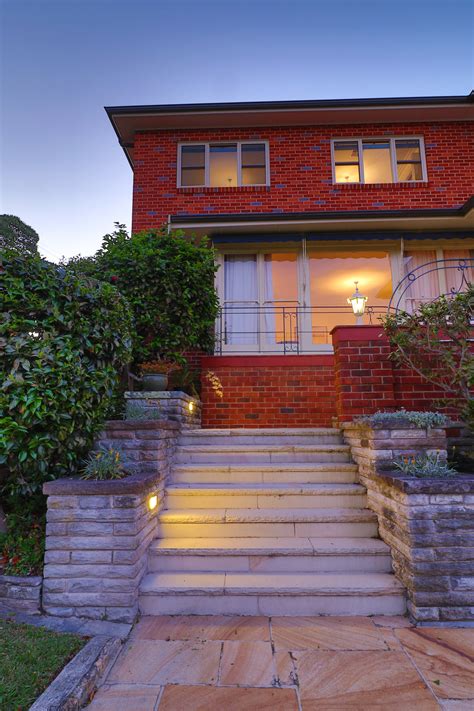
[392,452,457,478]
[383,287,474,431]
[68,224,219,366]
[81,446,130,480]
[0,252,133,497]
[356,410,449,429]
[0,499,45,575]
[0,214,39,255]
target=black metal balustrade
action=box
[214,304,388,355]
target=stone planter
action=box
[342,420,474,623]
[125,390,201,429]
[141,373,168,391]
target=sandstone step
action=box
[172,463,358,485]
[179,428,343,446]
[175,444,352,464]
[165,483,367,509]
[139,571,406,616]
[147,536,393,573]
[157,507,379,538]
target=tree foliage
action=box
[0,215,39,255]
[383,286,474,430]
[0,252,133,496]
[68,224,219,365]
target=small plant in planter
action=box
[124,402,162,421]
[139,360,178,391]
[393,451,457,478]
[81,446,132,480]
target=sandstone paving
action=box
[85,615,474,710]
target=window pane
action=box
[181,145,205,168]
[396,139,421,162]
[181,168,205,186]
[334,141,359,163]
[264,253,298,345]
[242,143,266,167]
[242,166,266,185]
[224,255,257,345]
[210,144,237,187]
[309,251,392,344]
[397,162,423,182]
[362,140,393,183]
[335,164,360,183]
[403,251,439,312]
[443,249,474,294]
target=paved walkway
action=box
[86,615,474,710]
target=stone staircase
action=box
[139,429,406,616]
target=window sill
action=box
[177,186,271,194]
[333,181,430,190]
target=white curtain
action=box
[264,256,276,344]
[444,249,473,294]
[403,251,439,312]
[224,255,258,345]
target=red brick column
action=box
[331,326,396,422]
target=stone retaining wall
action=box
[42,420,180,623]
[0,574,42,614]
[124,390,201,429]
[343,421,474,623]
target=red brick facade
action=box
[200,355,336,428]
[132,122,473,231]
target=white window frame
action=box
[177,140,270,188]
[330,136,428,185]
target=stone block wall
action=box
[124,390,201,429]
[0,574,42,614]
[343,421,474,623]
[42,420,180,623]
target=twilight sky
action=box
[1,0,473,261]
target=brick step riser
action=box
[139,593,406,616]
[164,494,368,509]
[147,554,393,573]
[157,521,379,538]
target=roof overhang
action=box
[105,93,474,168]
[169,197,474,239]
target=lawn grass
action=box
[0,618,86,710]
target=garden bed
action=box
[0,617,85,709]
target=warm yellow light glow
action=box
[347,282,368,316]
[188,401,194,413]
[148,495,158,511]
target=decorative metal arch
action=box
[388,257,474,314]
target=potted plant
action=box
[139,359,177,391]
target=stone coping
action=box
[341,420,450,431]
[125,390,199,402]
[0,574,42,585]
[103,419,180,431]
[371,469,474,495]
[43,469,162,496]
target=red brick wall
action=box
[332,325,460,421]
[131,122,473,231]
[200,355,337,428]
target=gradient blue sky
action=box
[1,0,473,260]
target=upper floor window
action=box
[178,141,269,187]
[331,137,426,184]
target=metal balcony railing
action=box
[214,304,389,355]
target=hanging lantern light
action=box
[347,281,367,322]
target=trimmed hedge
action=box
[0,252,133,496]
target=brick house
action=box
[106,94,474,427]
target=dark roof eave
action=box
[170,197,474,226]
[105,93,474,117]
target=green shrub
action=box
[80,446,130,480]
[124,402,161,420]
[356,410,449,429]
[68,224,219,365]
[392,452,457,478]
[0,499,45,575]
[0,252,133,497]
[0,214,39,255]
